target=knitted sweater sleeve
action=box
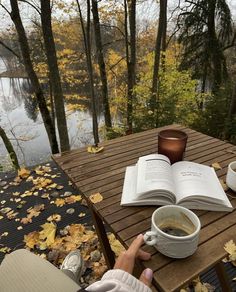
[86,269,152,292]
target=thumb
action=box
[139,268,153,287]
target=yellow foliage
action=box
[39,222,56,247]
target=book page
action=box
[172,161,227,204]
[136,154,176,198]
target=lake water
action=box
[0,77,101,170]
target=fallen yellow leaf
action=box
[0,247,11,253]
[24,231,40,249]
[108,233,125,257]
[87,146,104,154]
[89,192,103,204]
[220,179,229,191]
[54,198,66,207]
[39,222,56,247]
[224,240,236,255]
[47,214,61,222]
[65,195,82,204]
[212,162,222,170]
[18,168,31,179]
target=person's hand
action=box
[114,234,153,287]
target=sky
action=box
[0,0,235,34]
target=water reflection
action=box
[0,77,100,170]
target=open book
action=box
[121,154,233,212]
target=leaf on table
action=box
[89,192,103,204]
[219,179,229,191]
[39,222,56,246]
[87,146,104,154]
[47,214,61,222]
[211,162,222,170]
[18,168,31,179]
[0,215,3,220]
[17,226,23,230]
[1,232,8,237]
[13,192,20,196]
[233,277,236,281]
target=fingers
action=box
[114,234,151,274]
[137,249,151,261]
[139,268,153,287]
[127,234,145,257]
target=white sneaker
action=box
[60,250,84,280]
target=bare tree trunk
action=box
[0,126,20,170]
[124,0,136,134]
[160,0,167,71]
[228,82,236,118]
[91,0,112,131]
[9,0,59,154]
[40,0,70,152]
[150,0,167,126]
[207,0,227,93]
[76,0,99,145]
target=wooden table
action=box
[53,124,236,291]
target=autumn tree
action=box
[124,0,136,133]
[76,0,99,145]
[40,0,70,152]
[178,0,233,94]
[150,0,167,127]
[6,0,59,154]
[0,126,20,170]
[91,0,112,131]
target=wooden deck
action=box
[53,124,236,291]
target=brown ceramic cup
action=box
[158,129,188,164]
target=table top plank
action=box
[52,125,236,292]
[153,223,236,291]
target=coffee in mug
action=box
[144,205,201,258]
[226,161,236,192]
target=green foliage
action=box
[133,49,199,131]
[191,83,233,139]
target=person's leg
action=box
[0,249,81,292]
[60,250,84,284]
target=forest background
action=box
[0,0,236,171]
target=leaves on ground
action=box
[108,233,125,257]
[18,168,31,179]
[87,146,104,154]
[39,222,57,247]
[224,240,236,265]
[89,192,103,204]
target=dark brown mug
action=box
[158,129,188,164]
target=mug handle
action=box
[144,231,158,246]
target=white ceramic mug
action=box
[144,205,201,258]
[226,161,236,192]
